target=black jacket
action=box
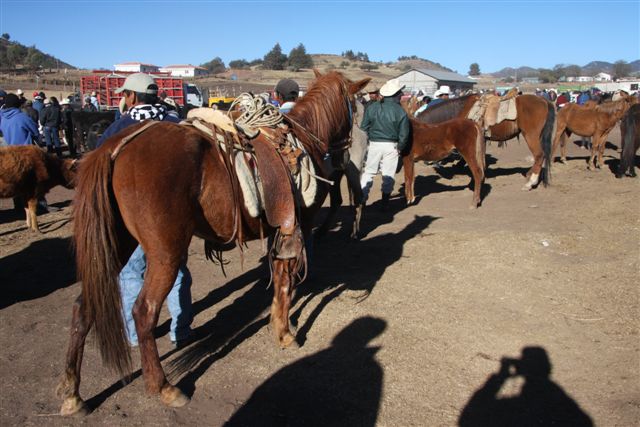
[39,105,61,127]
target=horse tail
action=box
[541,102,556,186]
[619,110,636,176]
[473,121,486,174]
[73,149,131,375]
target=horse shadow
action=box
[161,215,436,401]
[405,174,492,210]
[458,346,593,427]
[225,316,386,427]
[0,237,76,309]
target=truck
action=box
[80,70,204,110]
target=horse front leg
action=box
[57,295,92,416]
[314,171,343,238]
[26,197,39,232]
[133,262,189,408]
[403,156,415,204]
[344,163,364,239]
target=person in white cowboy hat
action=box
[359,78,410,211]
[428,85,451,108]
[15,89,26,106]
[95,72,194,349]
[89,91,100,111]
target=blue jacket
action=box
[32,99,44,113]
[97,111,181,148]
[0,107,40,145]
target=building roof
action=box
[399,68,477,84]
[115,61,159,67]
[162,64,208,70]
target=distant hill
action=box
[492,60,640,78]
[0,37,76,71]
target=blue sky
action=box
[1,0,638,74]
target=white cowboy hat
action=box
[380,79,405,97]
[435,86,451,97]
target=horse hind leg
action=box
[133,260,189,407]
[57,295,92,416]
[26,198,39,232]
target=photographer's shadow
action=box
[225,316,386,427]
[459,346,593,427]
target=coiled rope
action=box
[228,93,283,128]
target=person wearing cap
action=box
[273,78,300,113]
[96,72,193,349]
[413,95,433,117]
[89,91,100,111]
[39,97,63,157]
[82,96,97,112]
[359,78,410,210]
[32,91,45,114]
[0,93,40,146]
[427,85,451,108]
[59,97,76,157]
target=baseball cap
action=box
[274,79,299,98]
[114,73,158,94]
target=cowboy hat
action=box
[380,79,405,97]
[60,98,70,105]
[434,86,451,98]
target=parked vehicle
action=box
[80,71,204,110]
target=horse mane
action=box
[287,71,352,157]
[416,93,477,123]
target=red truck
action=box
[80,70,204,109]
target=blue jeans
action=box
[43,126,61,148]
[119,245,193,345]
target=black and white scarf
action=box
[128,104,167,121]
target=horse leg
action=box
[458,146,484,209]
[551,123,566,163]
[26,197,39,232]
[56,295,92,416]
[270,257,298,348]
[597,134,607,169]
[344,163,364,239]
[133,259,189,407]
[521,131,543,191]
[314,171,343,238]
[403,156,415,204]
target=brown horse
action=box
[416,94,555,190]
[0,145,77,232]
[403,118,486,208]
[552,96,637,169]
[56,70,369,415]
[617,103,640,178]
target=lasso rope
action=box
[228,93,283,128]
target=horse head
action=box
[288,70,369,165]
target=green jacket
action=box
[360,97,410,152]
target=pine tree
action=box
[263,43,287,70]
[287,43,313,71]
[469,63,480,76]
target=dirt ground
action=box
[0,126,638,427]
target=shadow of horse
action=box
[225,316,386,427]
[0,237,76,309]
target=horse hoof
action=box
[521,184,532,191]
[60,396,89,416]
[160,384,190,408]
[279,332,297,349]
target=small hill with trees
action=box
[0,34,75,71]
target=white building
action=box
[567,76,595,83]
[159,64,209,77]
[393,69,476,96]
[114,62,160,73]
[594,72,612,82]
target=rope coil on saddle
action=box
[229,93,283,129]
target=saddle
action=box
[467,88,518,131]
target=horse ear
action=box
[313,69,323,78]
[349,78,371,95]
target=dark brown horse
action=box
[416,94,555,190]
[403,118,486,208]
[617,103,640,178]
[56,70,369,415]
[552,96,637,169]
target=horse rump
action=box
[617,104,640,178]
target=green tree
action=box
[201,57,226,74]
[287,43,313,71]
[229,59,249,69]
[263,43,287,70]
[1,33,9,41]
[339,60,350,69]
[469,63,480,76]
[6,44,27,66]
[613,60,631,80]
